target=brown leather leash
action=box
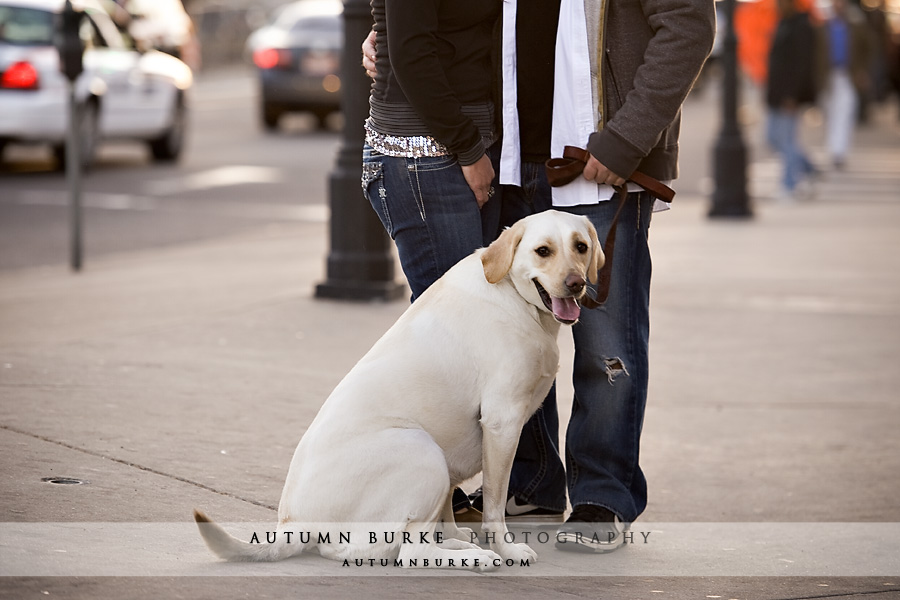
[544,145,675,308]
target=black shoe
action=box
[468,487,564,523]
[555,505,627,553]
[451,487,483,523]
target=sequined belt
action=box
[364,121,497,160]
[364,121,451,158]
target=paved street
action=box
[0,67,336,271]
[1,67,899,598]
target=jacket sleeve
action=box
[385,0,485,165]
[587,0,716,179]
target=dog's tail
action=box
[193,509,306,562]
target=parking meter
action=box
[55,0,84,82]
[55,0,86,271]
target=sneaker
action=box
[453,505,483,523]
[555,505,628,553]
[468,487,565,523]
[452,487,482,523]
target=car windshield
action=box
[290,16,339,35]
[0,7,54,45]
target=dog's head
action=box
[481,210,603,325]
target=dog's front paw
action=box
[471,549,503,572]
[494,541,538,564]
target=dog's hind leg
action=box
[390,440,500,571]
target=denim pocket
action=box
[361,161,383,199]
[409,153,458,173]
[362,148,391,236]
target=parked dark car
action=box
[246,0,342,130]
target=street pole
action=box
[709,0,752,218]
[315,0,405,301]
[67,87,82,271]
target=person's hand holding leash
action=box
[582,154,625,187]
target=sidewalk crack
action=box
[1,423,277,512]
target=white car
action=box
[0,0,193,167]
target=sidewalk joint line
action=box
[775,589,900,600]
[0,423,277,512]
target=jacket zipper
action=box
[597,0,609,130]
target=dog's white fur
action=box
[194,210,602,571]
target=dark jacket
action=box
[585,0,716,182]
[766,12,819,109]
[369,0,499,165]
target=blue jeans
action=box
[498,161,554,229]
[767,108,815,191]
[505,177,653,522]
[362,144,500,301]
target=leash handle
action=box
[545,146,675,203]
[545,146,673,309]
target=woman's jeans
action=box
[362,144,500,301]
[503,168,653,522]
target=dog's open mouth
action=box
[533,279,581,324]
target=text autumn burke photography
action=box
[245,529,653,568]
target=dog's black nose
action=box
[565,274,585,294]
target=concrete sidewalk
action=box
[2,112,900,597]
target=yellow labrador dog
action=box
[194,210,602,571]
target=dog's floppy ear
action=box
[482,221,525,284]
[585,219,604,284]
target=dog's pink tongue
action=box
[551,297,581,322]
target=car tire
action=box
[149,94,186,162]
[262,103,282,131]
[54,99,100,171]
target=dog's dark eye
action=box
[575,242,588,254]
[535,246,551,258]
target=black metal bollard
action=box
[315,0,405,301]
[709,0,752,219]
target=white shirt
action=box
[502,0,668,209]
[552,0,637,206]
[499,0,521,186]
[551,0,669,210]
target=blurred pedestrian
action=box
[765,0,820,200]
[857,0,890,124]
[890,19,900,122]
[821,0,872,168]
